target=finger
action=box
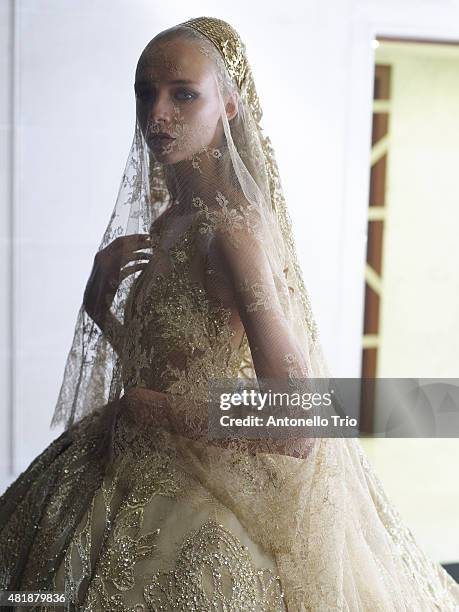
[102,234,148,256]
[120,251,153,267]
[118,242,153,260]
[114,234,151,249]
[118,262,148,283]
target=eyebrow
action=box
[135,79,197,87]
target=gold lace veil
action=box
[45,18,459,611]
[50,16,329,431]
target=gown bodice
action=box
[119,210,248,398]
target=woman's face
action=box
[135,37,230,164]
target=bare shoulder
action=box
[193,186,263,252]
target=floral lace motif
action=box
[120,214,245,396]
[192,190,261,249]
[47,421,287,611]
[41,212,286,610]
[143,519,286,611]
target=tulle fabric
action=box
[2,16,458,612]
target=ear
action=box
[225,92,239,121]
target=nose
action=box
[149,89,173,126]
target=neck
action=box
[163,143,232,212]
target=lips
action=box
[150,132,175,142]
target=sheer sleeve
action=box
[193,195,317,458]
[206,217,311,383]
[100,310,125,357]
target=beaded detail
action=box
[143,519,286,611]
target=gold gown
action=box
[3,14,459,612]
[0,212,288,611]
[2,208,459,612]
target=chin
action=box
[149,148,183,165]
[151,154,175,165]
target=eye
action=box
[135,86,155,102]
[174,89,197,102]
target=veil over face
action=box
[135,37,236,163]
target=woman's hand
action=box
[83,234,152,323]
[120,387,316,459]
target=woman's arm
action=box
[121,386,313,458]
[210,224,311,381]
[92,308,126,356]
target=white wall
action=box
[0,0,13,490]
[1,1,459,563]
